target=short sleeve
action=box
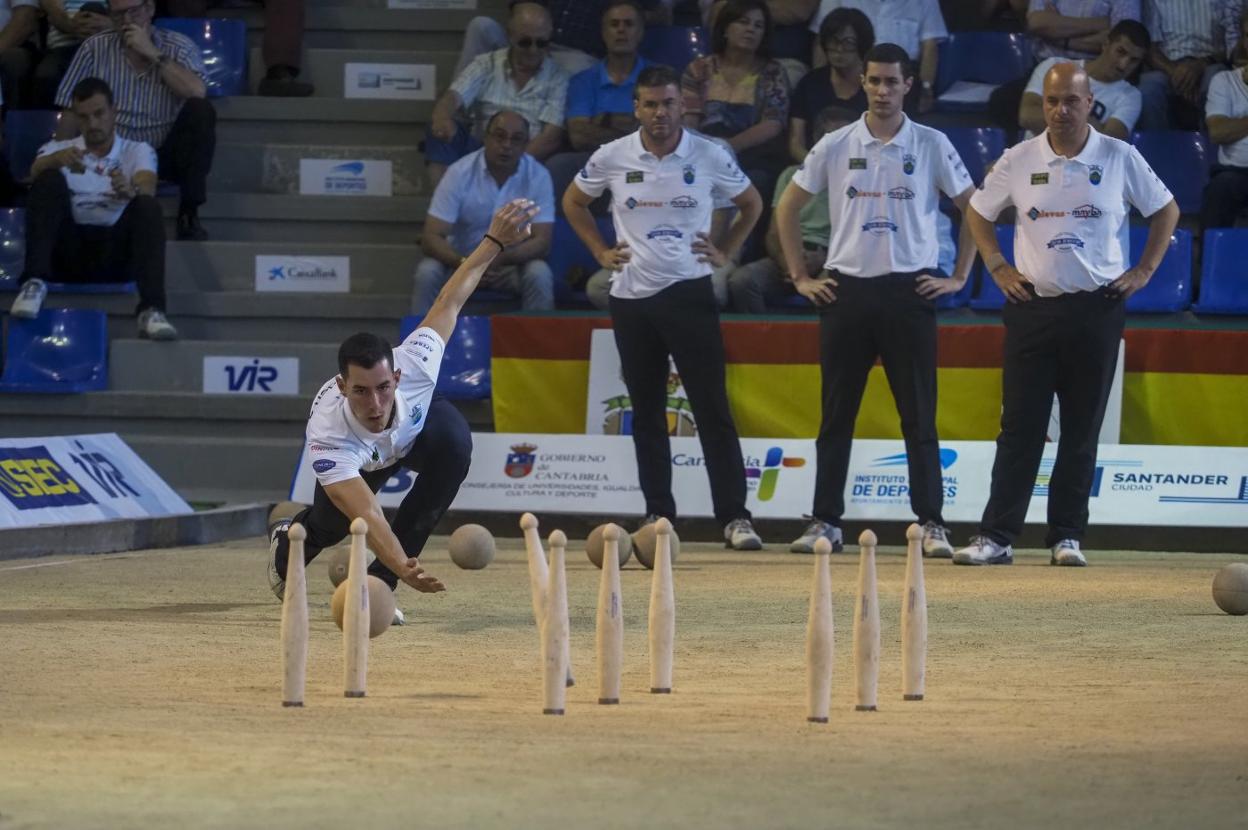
[1110,86,1142,132]
[427,164,462,224]
[934,132,973,198]
[791,132,832,195]
[309,444,362,487]
[451,52,494,107]
[707,141,751,201]
[918,0,948,41]
[537,67,569,126]
[1206,69,1235,118]
[35,139,63,160]
[573,145,612,198]
[55,37,95,108]
[396,326,446,389]
[1122,145,1173,217]
[1025,58,1054,97]
[566,66,597,120]
[132,141,158,175]
[169,34,207,79]
[969,146,1015,221]
[530,161,556,223]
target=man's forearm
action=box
[1026,10,1108,39]
[496,231,548,265]
[422,233,464,268]
[720,201,761,260]
[159,60,207,98]
[1138,201,1180,273]
[526,127,563,160]
[920,39,938,87]
[0,7,37,51]
[1208,115,1248,145]
[568,118,628,151]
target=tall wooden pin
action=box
[521,513,574,688]
[901,522,927,701]
[805,536,834,723]
[343,516,370,698]
[279,522,308,707]
[853,529,880,712]
[542,529,570,715]
[648,517,675,694]
[596,524,624,704]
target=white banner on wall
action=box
[203,356,299,395]
[387,0,476,8]
[254,255,350,293]
[344,63,435,100]
[298,160,393,197]
[0,434,191,528]
[290,434,1248,528]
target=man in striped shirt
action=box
[55,0,214,240]
[1138,0,1228,129]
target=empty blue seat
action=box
[398,314,490,399]
[0,308,108,393]
[935,32,1031,112]
[1131,130,1212,214]
[641,26,709,74]
[548,214,615,307]
[1125,226,1191,312]
[1195,228,1248,314]
[155,18,247,97]
[4,110,60,182]
[942,126,1006,187]
[970,224,1015,310]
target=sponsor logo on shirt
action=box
[887,186,915,200]
[309,444,339,453]
[624,197,664,209]
[861,216,898,235]
[902,153,917,175]
[725,160,746,182]
[646,225,684,240]
[670,195,698,208]
[1088,164,1103,185]
[683,163,696,184]
[849,157,867,170]
[1046,233,1085,251]
[410,402,423,424]
[1026,207,1065,220]
[626,171,644,183]
[313,459,337,474]
[1070,203,1103,219]
[846,186,882,200]
[1031,173,1049,185]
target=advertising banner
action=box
[344,63,435,100]
[203,357,300,395]
[298,160,393,197]
[255,255,350,293]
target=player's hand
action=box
[692,231,728,268]
[915,272,966,299]
[990,263,1033,303]
[1171,59,1202,103]
[596,242,631,271]
[109,168,135,201]
[122,23,161,63]
[398,558,446,593]
[1107,265,1152,299]
[793,272,837,305]
[59,146,86,174]
[487,198,539,246]
[430,112,457,142]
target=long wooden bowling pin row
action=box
[805,523,929,722]
[279,517,371,707]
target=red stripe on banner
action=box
[1123,329,1248,375]
[491,315,612,360]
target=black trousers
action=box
[1201,165,1248,230]
[22,169,167,314]
[274,398,473,589]
[812,272,945,526]
[156,97,216,210]
[979,288,1125,547]
[608,276,750,525]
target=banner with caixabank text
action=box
[0,434,192,528]
[290,435,1248,528]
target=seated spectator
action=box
[789,5,871,162]
[0,0,40,108]
[682,0,791,198]
[9,77,176,339]
[427,2,568,191]
[1138,0,1226,129]
[1028,0,1140,61]
[164,0,311,96]
[36,2,113,108]
[1018,19,1149,139]
[1202,10,1248,230]
[808,0,946,113]
[413,111,555,316]
[55,0,214,241]
[703,0,820,63]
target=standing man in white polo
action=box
[774,42,976,557]
[562,63,767,549]
[955,62,1178,567]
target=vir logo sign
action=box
[203,357,300,395]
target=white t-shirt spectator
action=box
[1206,67,1248,167]
[37,135,157,227]
[809,0,948,59]
[1024,57,1142,138]
[428,148,555,257]
[305,327,445,488]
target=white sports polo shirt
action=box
[305,327,445,487]
[970,127,1173,296]
[573,128,752,300]
[791,114,973,277]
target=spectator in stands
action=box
[1138,0,1227,130]
[1202,8,1248,230]
[10,77,176,340]
[55,0,214,241]
[942,0,1027,31]
[808,0,947,113]
[413,111,554,316]
[788,5,871,162]
[702,0,820,63]
[1225,0,1247,59]
[1028,0,1141,61]
[681,0,791,198]
[164,0,312,96]
[0,0,40,109]
[1018,19,1149,139]
[427,2,568,190]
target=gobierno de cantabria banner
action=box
[0,434,191,529]
[291,435,1248,528]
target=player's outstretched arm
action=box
[419,198,540,343]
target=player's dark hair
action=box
[1107,19,1150,51]
[338,333,394,377]
[634,64,681,97]
[863,42,913,80]
[818,7,874,63]
[70,77,114,106]
[711,0,772,60]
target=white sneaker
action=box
[1050,539,1087,567]
[392,606,406,626]
[921,521,954,558]
[789,518,842,553]
[953,535,1014,566]
[10,278,46,318]
[137,308,178,340]
[723,517,763,550]
[268,518,291,601]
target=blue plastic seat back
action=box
[1196,228,1248,314]
[641,26,709,74]
[969,224,1015,310]
[0,207,24,288]
[1130,130,1212,214]
[154,18,247,97]
[941,126,1006,187]
[4,110,60,182]
[1125,227,1191,312]
[398,314,491,400]
[935,32,1031,96]
[0,308,108,392]
[548,215,616,306]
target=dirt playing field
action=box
[1,534,1245,830]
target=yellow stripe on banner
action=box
[1122,372,1248,446]
[492,358,589,434]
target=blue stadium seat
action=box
[155,18,247,97]
[970,224,1014,310]
[0,308,108,393]
[4,110,60,183]
[548,214,615,307]
[0,208,24,289]
[1195,228,1248,314]
[398,314,491,399]
[641,26,709,74]
[934,32,1031,112]
[1125,227,1191,312]
[941,126,1006,187]
[1130,130,1212,214]
[934,275,975,309]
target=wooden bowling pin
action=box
[901,523,928,701]
[343,517,370,698]
[805,537,834,723]
[521,512,574,688]
[542,530,571,715]
[280,522,308,707]
[596,524,624,704]
[853,529,880,712]
[648,518,675,694]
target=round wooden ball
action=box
[586,523,632,569]
[327,546,377,588]
[1212,562,1248,616]
[632,523,680,570]
[268,500,305,530]
[449,524,495,569]
[331,575,397,637]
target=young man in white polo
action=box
[956,62,1178,567]
[562,63,768,550]
[774,42,976,557]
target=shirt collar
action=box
[342,387,406,450]
[595,54,648,88]
[1038,126,1103,167]
[852,112,914,149]
[633,126,692,161]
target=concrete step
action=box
[214,97,431,146]
[167,240,419,293]
[209,142,423,196]
[130,433,301,501]
[166,193,428,243]
[247,47,456,98]
[109,338,338,395]
[220,6,504,51]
